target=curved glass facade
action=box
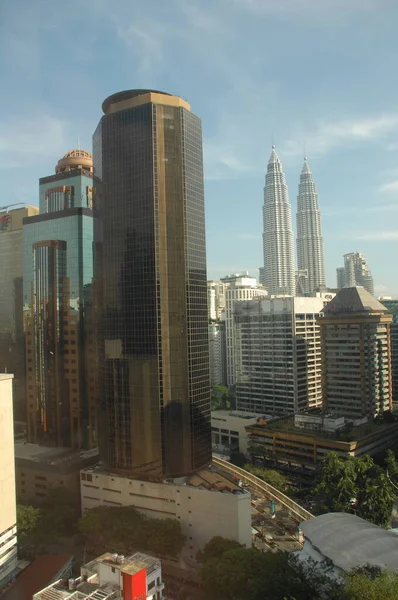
[93,93,211,480]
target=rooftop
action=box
[248,413,397,442]
[2,555,73,600]
[15,442,99,475]
[300,513,398,572]
[89,552,160,577]
[322,286,387,315]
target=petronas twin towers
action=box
[262,146,325,296]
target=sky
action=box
[1,0,398,296]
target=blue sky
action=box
[1,0,398,296]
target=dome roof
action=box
[62,149,92,160]
[56,148,93,174]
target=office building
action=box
[93,89,211,479]
[262,147,295,296]
[23,149,96,450]
[377,299,398,405]
[234,297,325,415]
[296,158,325,295]
[207,280,226,320]
[0,205,39,419]
[211,410,263,456]
[318,287,392,419]
[0,374,17,587]
[223,274,267,386]
[336,252,374,295]
[208,320,227,386]
[34,552,164,600]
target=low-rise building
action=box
[246,413,398,470]
[297,513,398,578]
[14,442,98,507]
[80,466,252,558]
[33,552,164,600]
[211,410,267,456]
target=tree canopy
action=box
[211,385,231,410]
[243,465,288,492]
[78,506,186,558]
[313,452,396,526]
[17,504,40,539]
[199,539,398,600]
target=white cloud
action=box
[283,113,398,158]
[204,142,260,180]
[115,23,163,73]
[0,115,69,169]
[354,230,398,241]
[379,180,398,193]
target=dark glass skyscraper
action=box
[23,150,96,449]
[93,89,211,480]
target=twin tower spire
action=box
[262,147,325,296]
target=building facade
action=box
[381,299,398,405]
[0,374,17,587]
[296,158,325,295]
[223,275,267,387]
[80,465,251,556]
[93,89,211,480]
[0,206,39,419]
[23,150,96,450]
[234,297,325,415]
[208,320,227,387]
[262,147,295,296]
[207,280,226,321]
[336,252,374,295]
[318,287,392,419]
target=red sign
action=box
[0,215,10,231]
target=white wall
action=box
[81,471,252,556]
[0,375,17,584]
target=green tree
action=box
[229,451,246,468]
[79,506,185,557]
[211,385,230,410]
[17,505,40,539]
[338,569,398,600]
[244,465,288,492]
[200,547,315,600]
[197,536,243,563]
[313,453,395,527]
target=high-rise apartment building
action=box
[262,147,295,296]
[379,299,398,405]
[0,205,39,418]
[234,297,325,415]
[336,267,345,291]
[336,252,374,295]
[296,158,325,295]
[0,374,17,587]
[93,89,211,479]
[223,274,267,386]
[23,149,96,450]
[318,287,392,419]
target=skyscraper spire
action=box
[296,157,325,295]
[262,146,295,296]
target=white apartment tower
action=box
[224,275,267,386]
[262,147,295,296]
[296,158,325,295]
[0,374,18,587]
[234,297,325,415]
